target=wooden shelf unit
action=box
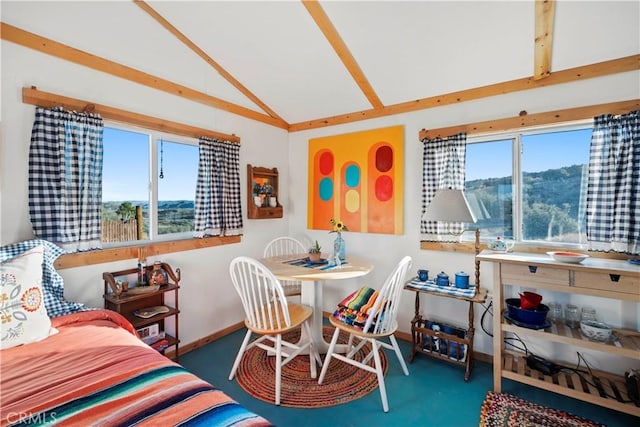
[477,251,640,417]
[404,284,488,381]
[247,164,283,219]
[103,263,181,361]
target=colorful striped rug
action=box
[479,392,604,426]
[235,326,388,408]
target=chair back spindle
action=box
[263,237,306,298]
[230,256,290,331]
[363,255,413,335]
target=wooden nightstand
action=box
[103,262,181,361]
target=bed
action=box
[0,309,272,427]
[1,240,271,426]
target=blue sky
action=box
[102,126,591,201]
[102,127,198,202]
[466,128,591,181]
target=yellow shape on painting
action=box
[345,189,360,213]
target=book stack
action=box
[150,338,169,352]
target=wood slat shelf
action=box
[502,319,640,359]
[502,351,640,417]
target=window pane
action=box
[157,140,198,235]
[521,129,590,243]
[465,140,513,239]
[102,127,149,242]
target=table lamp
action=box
[422,188,480,287]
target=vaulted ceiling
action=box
[2,1,639,131]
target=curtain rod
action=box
[419,99,640,141]
[22,86,241,144]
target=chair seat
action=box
[246,302,313,335]
[328,313,398,339]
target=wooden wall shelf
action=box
[247,164,283,219]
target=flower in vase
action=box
[329,218,348,234]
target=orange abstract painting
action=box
[307,125,404,234]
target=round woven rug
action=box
[235,326,388,408]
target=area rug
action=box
[479,392,605,427]
[235,326,388,408]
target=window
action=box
[102,125,198,245]
[465,123,591,246]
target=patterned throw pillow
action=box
[0,245,54,350]
[0,239,85,317]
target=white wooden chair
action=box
[318,256,412,412]
[263,236,307,299]
[228,256,318,406]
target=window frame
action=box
[466,119,592,248]
[102,121,200,247]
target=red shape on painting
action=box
[375,145,393,172]
[319,151,334,175]
[375,175,393,201]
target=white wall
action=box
[0,41,290,346]
[288,70,640,370]
[2,38,638,372]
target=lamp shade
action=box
[422,189,477,223]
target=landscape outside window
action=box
[465,125,591,246]
[157,140,198,235]
[102,126,197,244]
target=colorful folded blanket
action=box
[332,286,379,330]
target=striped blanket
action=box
[332,286,379,330]
[1,310,271,427]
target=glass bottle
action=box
[565,304,579,328]
[333,232,346,261]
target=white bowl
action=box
[547,251,589,264]
[580,320,612,342]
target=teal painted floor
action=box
[179,326,638,426]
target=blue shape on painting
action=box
[319,177,333,201]
[345,164,360,188]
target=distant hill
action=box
[102,200,194,236]
[466,164,586,241]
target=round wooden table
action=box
[260,254,373,353]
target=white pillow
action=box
[1,245,54,350]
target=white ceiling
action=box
[2,1,639,127]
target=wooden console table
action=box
[477,250,639,417]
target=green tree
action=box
[116,202,137,222]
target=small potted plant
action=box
[308,240,322,263]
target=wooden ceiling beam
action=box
[534,0,556,80]
[418,99,640,141]
[134,1,287,123]
[289,54,640,132]
[0,22,289,130]
[302,0,384,110]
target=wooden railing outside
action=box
[102,220,137,242]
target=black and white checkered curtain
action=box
[420,133,467,237]
[586,110,640,254]
[28,106,104,252]
[194,137,243,237]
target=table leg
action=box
[299,280,349,355]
